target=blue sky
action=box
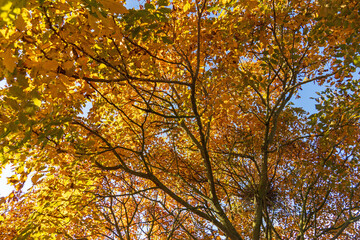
[125,0,142,9]
[292,82,326,113]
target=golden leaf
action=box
[15,15,26,31]
[63,60,74,70]
[100,0,128,14]
[2,49,16,72]
[42,60,59,71]
[31,174,42,185]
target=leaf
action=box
[4,97,18,110]
[145,3,155,10]
[63,60,74,70]
[42,60,58,71]
[158,7,171,13]
[15,14,26,31]
[183,2,191,12]
[161,36,173,44]
[0,2,12,11]
[31,173,42,185]
[207,6,220,12]
[8,175,19,185]
[32,98,41,107]
[16,224,34,240]
[2,48,17,72]
[100,0,128,14]
[131,26,141,38]
[18,112,27,124]
[62,191,72,199]
[354,56,360,67]
[158,0,169,6]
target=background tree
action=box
[0,0,360,239]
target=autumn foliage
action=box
[1,0,360,239]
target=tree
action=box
[1,0,360,239]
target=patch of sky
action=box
[0,78,6,89]
[0,80,12,196]
[292,81,327,113]
[293,67,360,113]
[0,164,35,197]
[125,0,142,9]
[78,101,93,118]
[0,165,14,197]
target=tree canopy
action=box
[1,0,360,239]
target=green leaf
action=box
[315,104,322,111]
[131,26,141,38]
[8,86,23,98]
[18,112,27,124]
[17,74,28,87]
[354,56,360,67]
[158,0,169,6]
[4,97,19,110]
[158,7,171,13]
[145,3,155,10]
[161,36,173,44]
[208,6,220,12]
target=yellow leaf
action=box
[99,63,107,70]
[33,98,41,107]
[184,2,191,12]
[63,191,72,199]
[0,2,12,11]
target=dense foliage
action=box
[1,0,360,239]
